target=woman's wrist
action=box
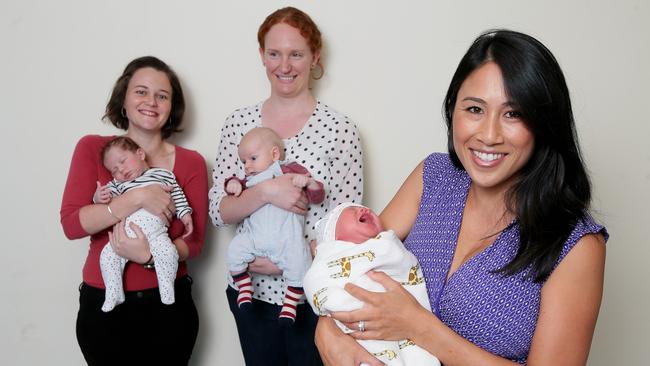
[410,306,443,351]
[255,179,271,204]
[142,253,154,268]
[110,191,138,219]
[106,204,120,220]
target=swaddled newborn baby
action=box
[303,202,440,366]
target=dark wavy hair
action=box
[100,136,141,163]
[443,30,591,282]
[103,56,184,139]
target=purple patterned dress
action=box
[404,153,608,364]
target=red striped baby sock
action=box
[233,272,253,311]
[279,286,304,326]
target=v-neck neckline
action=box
[443,182,515,286]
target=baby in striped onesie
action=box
[94,136,193,312]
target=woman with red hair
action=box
[209,7,364,366]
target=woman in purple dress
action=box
[315,30,608,365]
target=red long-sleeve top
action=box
[60,135,208,290]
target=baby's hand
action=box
[225,179,243,196]
[292,174,309,188]
[181,213,194,238]
[93,181,112,204]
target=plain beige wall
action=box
[1,0,648,364]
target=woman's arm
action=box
[170,149,209,261]
[333,234,605,366]
[79,185,173,235]
[379,160,424,240]
[209,117,308,227]
[61,135,171,238]
[336,271,520,366]
[527,233,606,365]
[326,117,364,208]
[218,176,307,224]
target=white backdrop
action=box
[1,0,648,364]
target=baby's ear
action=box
[136,148,146,160]
[271,145,281,161]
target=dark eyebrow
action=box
[461,97,486,104]
[462,97,518,108]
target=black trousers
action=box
[226,286,323,366]
[76,276,199,366]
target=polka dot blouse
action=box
[209,100,364,305]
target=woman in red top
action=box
[60,56,208,366]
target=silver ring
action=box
[358,320,366,332]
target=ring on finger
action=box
[358,320,366,332]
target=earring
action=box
[121,108,127,118]
[311,64,315,69]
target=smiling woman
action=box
[60,56,207,365]
[122,68,173,133]
[452,62,535,194]
[208,6,363,366]
[315,30,608,366]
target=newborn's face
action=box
[335,206,384,244]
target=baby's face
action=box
[104,147,148,182]
[335,206,384,244]
[238,136,278,176]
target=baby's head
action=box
[101,136,149,182]
[316,202,384,244]
[238,127,285,176]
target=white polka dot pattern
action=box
[209,100,364,305]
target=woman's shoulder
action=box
[314,100,355,125]
[556,212,609,267]
[570,213,608,246]
[72,135,115,156]
[225,102,263,123]
[220,103,263,138]
[422,152,467,186]
[76,134,114,147]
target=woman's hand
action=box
[315,316,384,366]
[248,256,282,275]
[261,174,309,215]
[108,221,151,264]
[128,184,175,223]
[333,271,429,342]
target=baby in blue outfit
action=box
[225,127,324,325]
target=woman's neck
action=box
[126,130,174,170]
[262,93,316,138]
[265,93,316,116]
[467,182,514,230]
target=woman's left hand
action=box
[108,221,150,264]
[332,270,429,342]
